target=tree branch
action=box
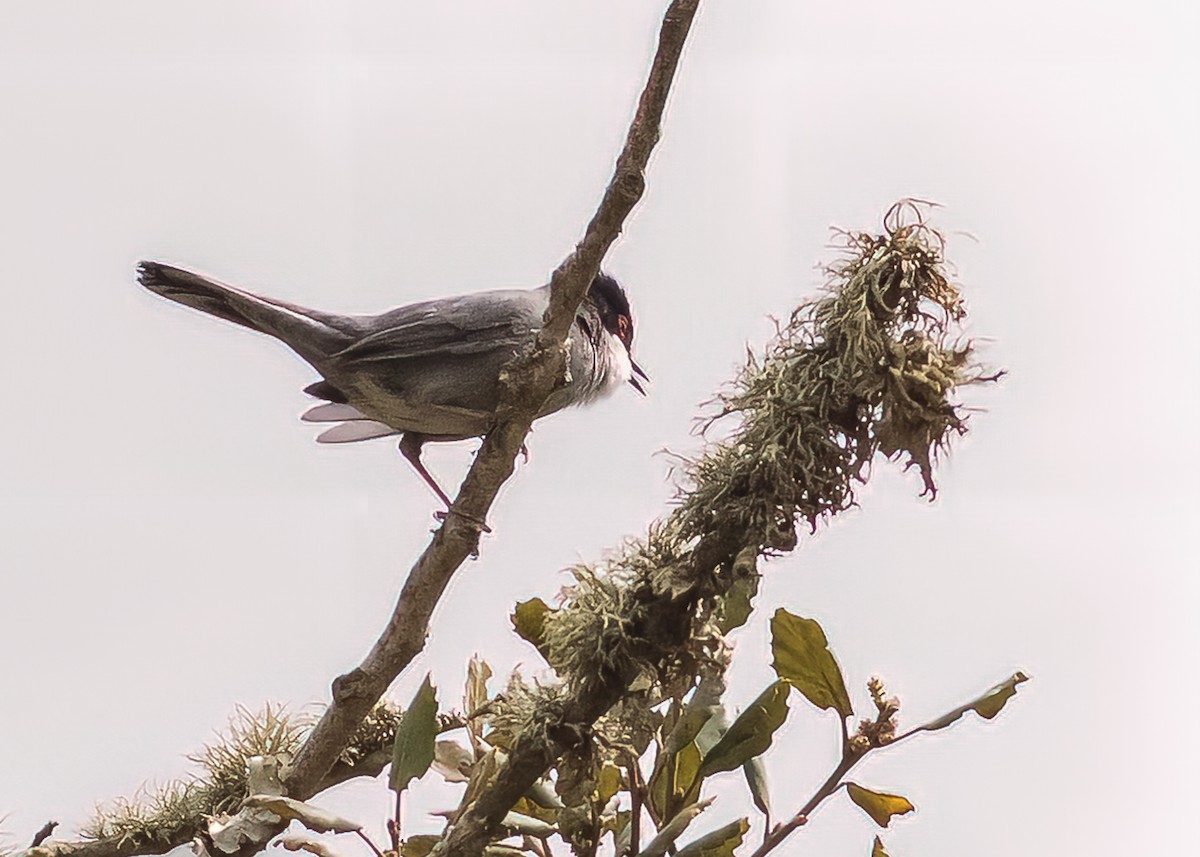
[285,0,699,806]
[20,5,698,857]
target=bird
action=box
[136,261,647,517]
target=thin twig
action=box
[746,756,858,857]
[353,831,386,857]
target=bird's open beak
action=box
[629,360,649,395]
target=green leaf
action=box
[511,598,552,657]
[596,762,623,806]
[698,681,790,778]
[770,609,853,717]
[389,675,438,793]
[241,796,360,833]
[673,818,750,857]
[846,783,915,828]
[916,672,1030,732]
[648,740,703,822]
[742,755,771,821]
[871,835,891,857]
[400,836,439,857]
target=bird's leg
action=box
[398,434,491,533]
[398,433,453,508]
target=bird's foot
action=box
[434,507,492,534]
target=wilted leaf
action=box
[389,675,438,793]
[637,799,713,857]
[698,681,789,778]
[916,672,1030,732]
[275,836,340,857]
[432,739,474,783]
[673,818,750,857]
[845,784,914,828]
[871,835,891,857]
[771,609,853,717]
[511,598,552,657]
[241,796,360,833]
[465,656,492,714]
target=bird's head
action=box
[588,272,649,394]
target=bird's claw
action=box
[434,508,492,534]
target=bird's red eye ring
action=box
[617,315,632,347]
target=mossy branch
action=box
[434,200,999,855]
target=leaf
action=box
[871,836,891,857]
[275,836,341,857]
[511,598,552,657]
[845,784,915,828]
[636,799,713,857]
[714,547,759,634]
[742,755,771,821]
[916,672,1030,732]
[241,796,360,833]
[597,762,624,806]
[432,739,474,783]
[664,684,721,755]
[770,609,853,717]
[698,681,790,778]
[389,675,438,793]
[648,740,703,822]
[673,818,750,857]
[465,655,492,715]
[499,811,556,838]
[400,836,439,857]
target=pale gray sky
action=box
[2,3,1197,856]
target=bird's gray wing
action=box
[320,288,548,416]
[328,288,546,366]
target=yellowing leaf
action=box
[699,681,790,778]
[770,609,853,717]
[400,836,439,857]
[389,675,438,793]
[511,598,552,658]
[846,783,914,828]
[648,740,703,822]
[871,835,891,857]
[673,818,750,857]
[916,672,1029,733]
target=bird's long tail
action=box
[137,261,355,361]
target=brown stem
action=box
[746,754,860,857]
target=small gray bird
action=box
[137,262,647,510]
